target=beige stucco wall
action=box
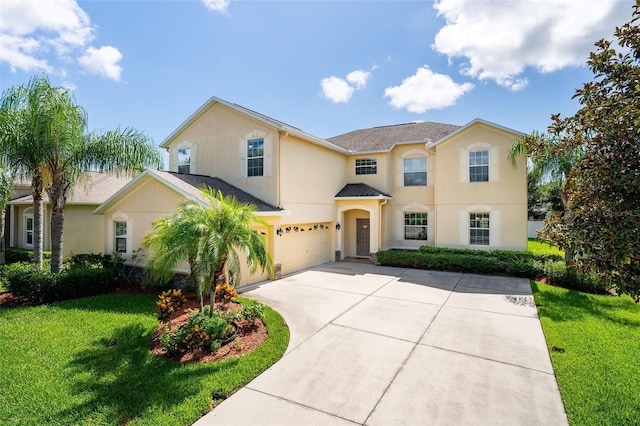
[62,205,106,257]
[164,103,279,207]
[279,134,347,224]
[433,123,527,250]
[346,153,390,193]
[100,176,273,287]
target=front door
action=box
[356,218,370,257]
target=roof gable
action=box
[160,96,347,154]
[94,169,283,215]
[427,118,524,149]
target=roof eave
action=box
[334,195,394,200]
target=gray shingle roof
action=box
[10,172,132,205]
[335,183,392,198]
[327,121,461,152]
[151,170,281,212]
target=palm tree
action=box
[46,124,162,273]
[145,187,273,317]
[0,75,64,268]
[198,188,273,315]
[144,201,210,311]
[0,161,15,265]
[509,131,584,264]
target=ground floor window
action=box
[114,221,127,253]
[24,215,33,246]
[404,212,428,240]
[469,212,490,245]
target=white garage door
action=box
[280,223,332,275]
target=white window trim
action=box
[107,211,133,256]
[23,208,34,248]
[459,205,500,248]
[397,203,433,244]
[459,142,499,183]
[240,130,272,178]
[171,141,197,174]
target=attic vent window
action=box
[247,138,264,177]
[355,158,377,175]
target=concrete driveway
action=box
[194,263,568,426]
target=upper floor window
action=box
[355,158,377,175]
[469,212,490,245]
[404,212,428,240]
[177,148,191,174]
[404,157,427,186]
[247,138,264,177]
[469,150,489,182]
[114,221,127,253]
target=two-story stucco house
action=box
[6,96,527,287]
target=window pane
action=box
[247,138,264,177]
[178,148,191,168]
[404,212,428,240]
[404,158,427,186]
[355,158,377,175]
[115,237,127,253]
[27,232,33,245]
[469,213,490,245]
[26,217,33,231]
[469,150,489,182]
[404,172,427,186]
[115,221,127,237]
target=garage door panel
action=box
[281,223,331,275]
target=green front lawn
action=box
[0,294,289,425]
[528,238,564,256]
[532,281,640,425]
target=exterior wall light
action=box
[276,227,283,236]
[336,223,341,230]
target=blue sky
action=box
[0,0,634,150]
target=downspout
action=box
[277,130,288,208]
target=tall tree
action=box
[531,2,640,299]
[509,132,584,264]
[145,187,273,316]
[0,75,64,268]
[46,124,162,273]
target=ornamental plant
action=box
[155,289,186,322]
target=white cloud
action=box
[0,0,123,80]
[346,70,371,89]
[78,46,123,81]
[321,68,372,103]
[432,0,631,90]
[321,76,355,103]
[384,66,474,113]
[202,0,230,14]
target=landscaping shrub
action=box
[239,300,265,326]
[4,262,117,304]
[378,247,552,278]
[4,247,51,264]
[155,289,187,322]
[160,310,234,356]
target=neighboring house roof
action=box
[335,183,393,199]
[160,96,348,155]
[327,121,462,153]
[9,172,132,205]
[94,169,283,215]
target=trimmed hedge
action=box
[377,246,608,294]
[4,247,51,264]
[377,248,547,278]
[4,262,117,304]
